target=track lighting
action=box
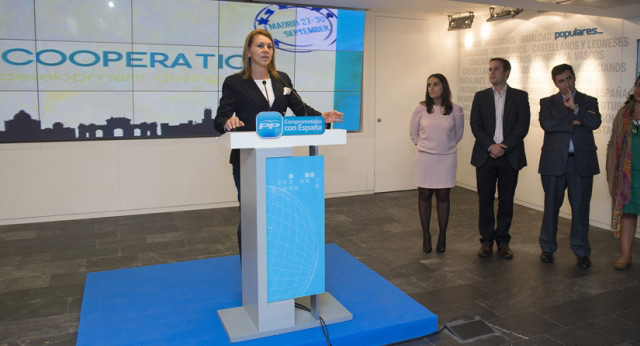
[448,12,474,31]
[487,7,523,22]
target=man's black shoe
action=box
[540,252,554,263]
[577,257,591,269]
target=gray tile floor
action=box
[1,187,640,345]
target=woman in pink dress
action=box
[409,74,464,253]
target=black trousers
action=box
[475,155,519,245]
[539,156,593,258]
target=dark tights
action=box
[418,187,450,249]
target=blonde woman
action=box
[214,29,343,251]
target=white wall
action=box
[370,13,461,193]
[1,9,639,235]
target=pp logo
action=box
[256,112,284,138]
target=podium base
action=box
[218,292,352,343]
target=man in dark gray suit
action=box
[470,57,530,258]
[538,64,602,269]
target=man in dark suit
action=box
[538,64,601,269]
[470,57,530,258]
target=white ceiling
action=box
[272,0,640,19]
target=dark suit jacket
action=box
[214,71,321,165]
[538,91,601,176]
[470,86,531,171]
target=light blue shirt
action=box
[493,85,507,144]
[488,85,508,151]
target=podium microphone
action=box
[262,80,270,110]
[281,79,325,156]
[281,80,307,117]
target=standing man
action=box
[471,57,530,259]
[538,64,601,269]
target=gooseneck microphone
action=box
[281,79,307,117]
[262,80,270,110]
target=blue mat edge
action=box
[77,243,438,345]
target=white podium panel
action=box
[220,129,347,150]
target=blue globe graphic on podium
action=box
[266,186,319,302]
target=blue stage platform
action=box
[77,244,437,345]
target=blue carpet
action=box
[77,244,437,345]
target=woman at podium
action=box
[214,29,343,251]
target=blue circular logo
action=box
[266,185,319,301]
[254,5,337,53]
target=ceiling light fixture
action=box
[487,7,523,21]
[448,12,474,31]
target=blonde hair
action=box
[240,29,279,80]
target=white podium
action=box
[217,129,352,342]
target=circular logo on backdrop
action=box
[254,5,337,53]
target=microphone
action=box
[281,79,307,117]
[262,80,270,110]
[281,79,321,156]
[281,79,334,130]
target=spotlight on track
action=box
[487,7,523,22]
[448,12,474,31]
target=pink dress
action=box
[409,104,464,188]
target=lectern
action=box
[218,129,352,342]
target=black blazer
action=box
[214,71,321,165]
[470,86,531,171]
[538,91,601,176]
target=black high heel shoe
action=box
[436,233,446,253]
[423,232,432,253]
